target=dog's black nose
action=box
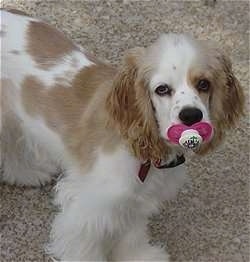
[179,107,203,126]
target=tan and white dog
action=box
[1,9,244,261]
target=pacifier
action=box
[166,122,213,150]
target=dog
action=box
[1,9,244,261]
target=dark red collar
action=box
[138,155,185,182]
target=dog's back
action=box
[1,9,120,186]
[1,10,94,185]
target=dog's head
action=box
[107,34,244,161]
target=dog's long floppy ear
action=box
[106,48,169,161]
[106,48,143,130]
[214,53,244,128]
[200,46,245,154]
[210,49,245,130]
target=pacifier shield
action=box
[166,122,213,146]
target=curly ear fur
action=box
[213,54,244,127]
[106,48,170,161]
[199,47,245,154]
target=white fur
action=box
[1,11,93,88]
[1,10,196,261]
[47,147,186,261]
[148,34,211,139]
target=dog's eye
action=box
[197,79,210,91]
[155,84,172,96]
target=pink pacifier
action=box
[166,122,213,150]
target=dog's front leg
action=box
[47,176,115,261]
[111,218,170,261]
[48,211,108,261]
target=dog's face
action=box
[146,35,212,139]
[107,34,244,160]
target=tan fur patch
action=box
[190,44,245,154]
[21,64,119,170]
[26,21,76,70]
[106,49,171,162]
[187,67,212,105]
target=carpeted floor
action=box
[1,0,249,261]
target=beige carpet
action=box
[1,0,249,261]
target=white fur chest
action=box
[56,146,187,232]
